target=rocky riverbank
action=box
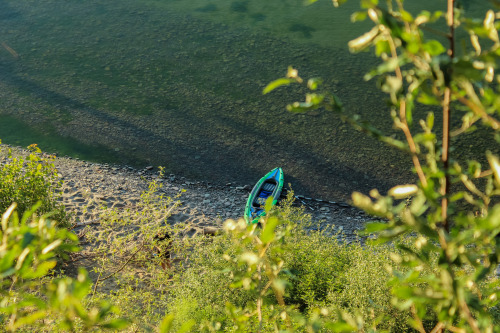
[49,155,371,243]
[1,144,373,242]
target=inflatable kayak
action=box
[244,167,284,224]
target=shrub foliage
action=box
[265,0,500,331]
[0,203,128,331]
[0,141,67,225]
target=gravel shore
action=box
[56,160,373,243]
[3,145,374,242]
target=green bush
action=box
[165,194,420,332]
[1,164,495,332]
[167,233,254,330]
[282,229,412,331]
[0,203,128,332]
[0,141,67,226]
[82,168,185,331]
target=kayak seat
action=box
[262,182,276,192]
[253,181,277,207]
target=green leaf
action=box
[364,222,389,233]
[21,232,35,248]
[22,260,57,279]
[307,78,322,90]
[96,301,113,319]
[264,196,274,213]
[351,11,367,22]
[427,112,434,130]
[431,11,443,22]
[449,192,464,203]
[100,318,130,330]
[375,40,391,56]
[474,266,491,282]
[306,93,324,105]
[177,320,196,333]
[406,41,420,54]
[324,321,357,332]
[417,92,440,105]
[422,40,446,56]
[360,0,378,9]
[12,310,48,329]
[415,12,430,25]
[453,59,484,81]
[263,78,294,95]
[287,101,314,113]
[364,58,400,80]
[0,267,16,279]
[261,215,280,244]
[400,10,414,22]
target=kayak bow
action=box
[244,167,284,224]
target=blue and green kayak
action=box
[244,167,284,224]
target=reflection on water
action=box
[0,0,495,201]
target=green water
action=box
[0,0,493,201]
[0,115,124,163]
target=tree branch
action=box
[386,34,428,187]
[441,0,456,232]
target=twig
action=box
[100,242,145,282]
[386,34,428,187]
[442,87,451,232]
[456,96,500,130]
[430,322,445,333]
[446,325,466,333]
[460,174,489,207]
[76,228,90,240]
[459,300,481,333]
[91,270,103,300]
[420,25,451,38]
[75,219,100,227]
[410,304,426,333]
[1,42,19,59]
[92,240,146,295]
[395,0,411,33]
[396,103,428,188]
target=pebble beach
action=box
[56,156,372,242]
[2,144,373,242]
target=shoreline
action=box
[2,144,373,242]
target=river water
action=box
[0,0,493,201]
